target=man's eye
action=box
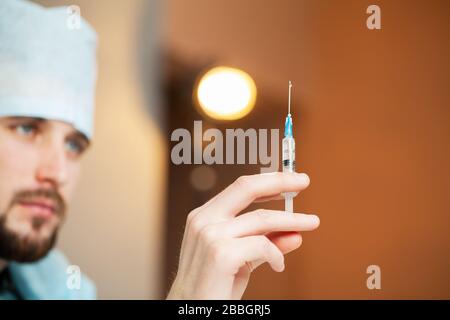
[14,123,37,136]
[65,139,83,155]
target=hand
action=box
[166,172,320,299]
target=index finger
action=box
[200,172,310,220]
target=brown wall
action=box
[165,0,450,298]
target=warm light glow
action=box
[196,66,257,120]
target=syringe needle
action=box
[288,80,292,115]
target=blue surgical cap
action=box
[0,0,98,139]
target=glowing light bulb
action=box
[196,66,257,120]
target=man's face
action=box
[0,117,89,262]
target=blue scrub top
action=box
[0,250,96,300]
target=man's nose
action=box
[35,140,68,189]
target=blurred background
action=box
[35,0,450,299]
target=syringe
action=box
[282,81,296,213]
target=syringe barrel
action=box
[282,136,296,173]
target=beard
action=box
[0,214,59,262]
[0,188,66,263]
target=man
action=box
[0,0,320,300]
[0,0,96,299]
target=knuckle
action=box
[208,241,240,272]
[186,209,197,224]
[198,225,218,244]
[234,175,251,189]
[208,240,228,264]
[189,216,204,235]
[255,209,272,226]
[259,237,272,255]
[259,237,281,263]
[256,209,272,220]
[264,245,279,262]
[271,171,283,180]
[274,171,284,179]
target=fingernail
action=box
[311,214,320,226]
[296,172,310,184]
